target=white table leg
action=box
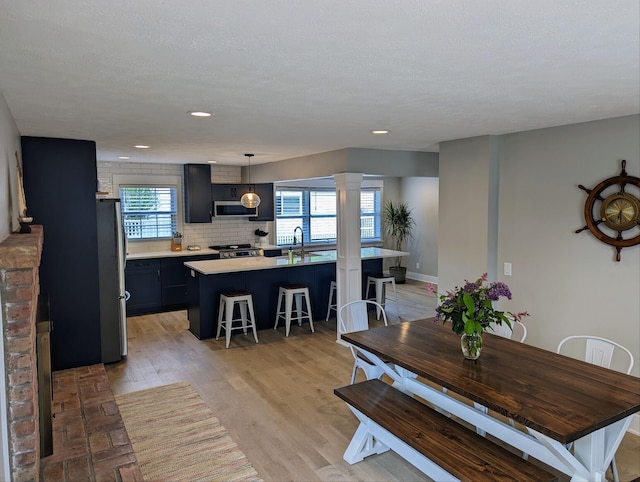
[572,417,632,482]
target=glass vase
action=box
[461,332,483,360]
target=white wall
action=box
[0,94,21,241]
[438,115,640,379]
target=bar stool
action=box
[216,290,259,349]
[365,274,398,319]
[274,284,314,336]
[326,280,337,321]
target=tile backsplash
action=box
[97,161,273,251]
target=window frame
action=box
[275,185,382,246]
[113,174,183,244]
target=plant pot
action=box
[389,266,407,284]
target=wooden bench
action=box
[334,379,557,482]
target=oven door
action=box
[213,201,258,217]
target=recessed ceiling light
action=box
[207,160,217,164]
[118,156,130,160]
[189,111,213,117]
[371,130,390,135]
[134,145,150,149]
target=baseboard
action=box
[405,272,438,285]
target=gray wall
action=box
[402,177,439,279]
[249,148,438,182]
[0,94,22,241]
[438,115,640,378]
[438,135,498,291]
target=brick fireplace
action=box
[0,226,44,481]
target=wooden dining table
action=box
[341,318,640,481]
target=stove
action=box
[209,244,262,259]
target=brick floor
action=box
[40,364,143,482]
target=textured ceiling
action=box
[1,1,638,166]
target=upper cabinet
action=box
[251,183,274,221]
[211,183,249,201]
[184,164,212,223]
[210,182,275,221]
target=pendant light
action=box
[241,153,261,208]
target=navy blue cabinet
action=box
[21,137,101,370]
[187,270,246,339]
[125,259,162,315]
[211,183,248,201]
[184,164,212,223]
[161,256,214,309]
[126,254,221,316]
[250,183,274,221]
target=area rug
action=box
[115,381,262,481]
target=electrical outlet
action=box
[504,262,512,276]
[416,262,420,269]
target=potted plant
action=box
[383,200,415,284]
[434,273,529,359]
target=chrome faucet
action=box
[293,226,305,258]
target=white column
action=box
[334,173,363,342]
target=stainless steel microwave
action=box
[213,200,258,217]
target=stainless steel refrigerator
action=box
[96,198,128,363]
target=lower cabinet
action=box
[161,257,197,310]
[125,259,162,315]
[125,255,220,316]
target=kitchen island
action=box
[184,248,407,339]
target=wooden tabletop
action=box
[342,318,640,444]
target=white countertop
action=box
[127,248,220,260]
[184,247,409,275]
[126,244,283,260]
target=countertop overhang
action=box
[127,248,219,260]
[184,248,408,275]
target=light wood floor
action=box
[105,279,639,482]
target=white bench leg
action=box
[343,422,389,464]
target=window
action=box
[275,188,381,245]
[120,186,178,239]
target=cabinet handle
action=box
[157,270,161,279]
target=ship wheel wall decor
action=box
[575,160,640,261]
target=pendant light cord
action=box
[245,153,254,188]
